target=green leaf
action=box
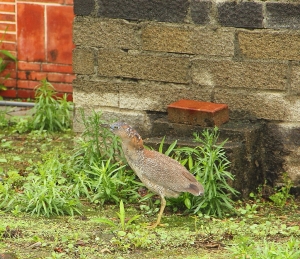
[0,158,7,163]
[184,197,192,209]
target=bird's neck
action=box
[122,143,144,170]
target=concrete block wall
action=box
[73,0,300,187]
[0,0,75,100]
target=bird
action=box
[108,121,204,228]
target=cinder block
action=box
[266,3,300,30]
[73,79,119,107]
[291,64,300,94]
[74,0,94,16]
[192,59,288,90]
[73,105,153,135]
[217,2,263,28]
[238,31,300,61]
[97,0,188,23]
[215,89,300,122]
[142,25,191,54]
[142,24,234,57]
[190,0,212,24]
[119,82,212,111]
[98,50,190,83]
[73,18,140,49]
[167,99,229,127]
[73,48,95,75]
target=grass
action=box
[0,125,299,258]
[0,200,299,258]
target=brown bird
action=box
[109,122,204,228]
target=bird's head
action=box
[107,122,144,149]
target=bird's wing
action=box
[140,149,202,196]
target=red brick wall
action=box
[0,0,74,101]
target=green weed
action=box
[176,127,239,217]
[0,109,9,127]
[73,109,124,170]
[32,79,73,131]
[72,109,140,205]
[269,173,294,207]
[0,150,82,216]
[228,236,300,259]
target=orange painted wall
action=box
[0,0,74,101]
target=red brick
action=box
[1,61,16,70]
[1,69,16,79]
[47,73,75,83]
[0,0,15,2]
[17,80,39,90]
[167,99,229,127]
[17,89,35,99]
[0,42,16,51]
[0,89,16,98]
[18,71,75,83]
[52,82,73,93]
[0,23,16,32]
[0,32,15,42]
[0,78,16,87]
[17,3,45,62]
[0,13,14,22]
[0,4,15,12]
[42,63,73,73]
[18,61,41,71]
[47,5,74,64]
[64,0,74,5]
[18,0,64,3]
[18,71,48,81]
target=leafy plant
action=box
[227,236,300,259]
[32,79,73,131]
[0,150,82,216]
[0,181,15,209]
[0,110,9,128]
[85,160,128,205]
[176,127,239,217]
[72,109,124,171]
[0,29,17,99]
[72,109,140,205]
[269,172,294,207]
[12,117,33,133]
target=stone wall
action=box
[73,0,300,188]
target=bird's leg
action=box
[148,196,166,229]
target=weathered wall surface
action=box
[73,0,300,187]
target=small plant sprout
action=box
[92,200,140,231]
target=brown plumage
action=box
[109,122,204,228]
